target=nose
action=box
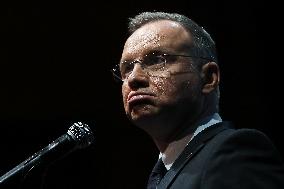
[127,63,149,89]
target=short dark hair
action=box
[128,12,218,64]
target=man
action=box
[112,12,284,188]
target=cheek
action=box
[151,77,179,100]
[151,77,170,95]
[152,75,201,102]
[122,84,126,96]
[121,84,129,107]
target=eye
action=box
[120,61,135,78]
[144,54,165,66]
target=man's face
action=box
[121,20,204,140]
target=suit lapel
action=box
[157,122,232,189]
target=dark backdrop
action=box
[0,1,276,188]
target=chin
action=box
[128,104,159,125]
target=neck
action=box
[150,95,219,157]
[153,110,219,168]
[155,108,216,149]
[153,119,195,152]
[155,132,193,167]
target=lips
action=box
[127,91,155,108]
[127,91,154,101]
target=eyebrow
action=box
[120,48,172,64]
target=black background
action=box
[0,1,278,188]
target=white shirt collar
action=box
[159,113,222,170]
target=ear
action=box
[201,62,220,94]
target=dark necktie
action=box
[147,158,167,189]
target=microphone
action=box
[0,122,95,185]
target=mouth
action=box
[127,92,155,110]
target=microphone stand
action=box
[0,122,94,188]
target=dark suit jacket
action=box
[157,122,284,189]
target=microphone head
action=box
[67,122,95,149]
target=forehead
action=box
[122,20,192,58]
